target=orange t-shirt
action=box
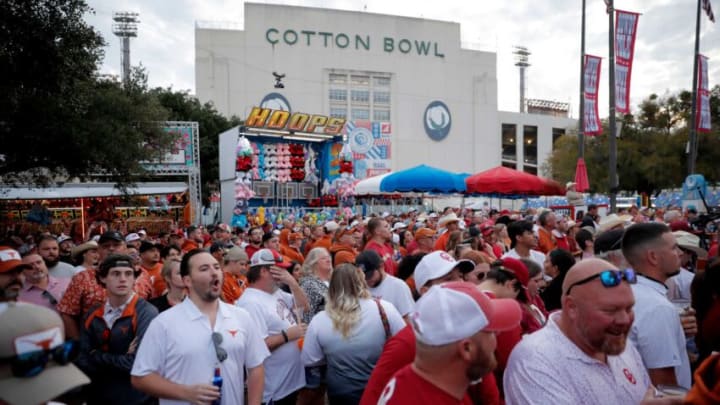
[537,227,557,254]
[142,262,166,299]
[221,272,247,305]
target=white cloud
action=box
[86,0,720,117]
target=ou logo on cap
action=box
[439,252,454,262]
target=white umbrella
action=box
[354,172,393,195]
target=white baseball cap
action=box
[414,251,475,293]
[324,221,340,232]
[411,282,522,346]
[125,233,140,243]
[392,222,408,231]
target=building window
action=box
[502,124,517,163]
[351,108,370,120]
[330,107,347,119]
[552,128,565,149]
[502,161,517,169]
[373,91,390,105]
[351,89,369,103]
[374,77,390,87]
[373,109,390,121]
[523,125,538,166]
[351,75,370,86]
[329,89,347,102]
[329,73,346,84]
[524,165,538,175]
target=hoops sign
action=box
[245,107,346,135]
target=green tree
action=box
[0,0,173,188]
[152,88,242,201]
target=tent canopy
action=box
[465,166,565,196]
[0,182,188,200]
[354,172,393,195]
[380,165,467,193]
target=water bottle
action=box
[211,367,223,405]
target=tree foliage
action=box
[546,85,720,195]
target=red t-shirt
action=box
[365,240,398,276]
[377,364,472,405]
[245,244,260,260]
[361,325,500,405]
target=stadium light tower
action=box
[514,46,531,113]
[112,12,140,85]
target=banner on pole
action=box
[584,55,602,135]
[697,54,712,133]
[614,10,640,114]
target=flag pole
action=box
[578,0,586,159]
[608,0,618,212]
[688,0,703,175]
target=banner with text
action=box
[615,10,640,114]
[697,54,712,133]
[584,55,603,135]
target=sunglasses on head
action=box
[4,340,79,378]
[212,332,227,363]
[565,269,637,295]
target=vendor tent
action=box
[0,182,188,199]
[465,166,565,196]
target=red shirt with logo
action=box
[377,364,472,405]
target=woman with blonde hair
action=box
[301,264,404,405]
[299,247,333,324]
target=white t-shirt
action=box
[236,287,305,402]
[131,298,269,405]
[630,275,692,389]
[369,275,415,317]
[301,298,405,398]
[666,268,694,302]
[504,312,650,405]
[502,249,548,280]
[48,261,76,279]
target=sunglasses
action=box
[565,269,637,295]
[6,340,79,378]
[212,332,227,363]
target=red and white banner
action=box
[703,0,715,23]
[697,54,712,133]
[614,10,640,114]
[583,55,603,135]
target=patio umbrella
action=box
[354,172,393,195]
[574,158,590,192]
[380,164,467,193]
[465,166,565,196]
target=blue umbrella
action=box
[380,164,467,193]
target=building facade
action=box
[196,2,576,180]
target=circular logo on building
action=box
[260,92,291,112]
[423,101,451,141]
[349,127,374,154]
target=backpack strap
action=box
[373,298,391,340]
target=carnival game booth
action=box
[218,113,356,228]
[0,182,189,239]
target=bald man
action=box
[504,258,682,405]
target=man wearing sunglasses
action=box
[18,252,69,311]
[132,249,269,405]
[622,223,694,390]
[504,259,677,404]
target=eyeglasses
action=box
[565,269,637,295]
[211,332,227,363]
[42,290,58,306]
[5,340,79,378]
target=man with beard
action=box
[377,281,521,405]
[38,235,76,279]
[236,249,309,405]
[622,223,694,390]
[139,241,165,299]
[357,250,416,320]
[181,226,205,253]
[57,234,75,264]
[245,227,264,259]
[0,246,31,302]
[132,249,268,405]
[504,258,668,404]
[18,252,70,311]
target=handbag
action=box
[373,298,391,340]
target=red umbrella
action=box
[574,158,590,192]
[465,166,565,196]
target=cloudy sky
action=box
[85,0,719,118]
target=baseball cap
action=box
[355,250,383,279]
[56,234,72,244]
[411,282,522,346]
[209,242,227,254]
[414,251,475,293]
[98,231,124,244]
[0,247,31,273]
[480,221,495,236]
[139,241,161,254]
[392,222,408,231]
[0,303,90,404]
[137,229,147,236]
[224,247,248,262]
[324,221,340,232]
[124,233,141,243]
[497,257,530,288]
[250,248,290,268]
[215,223,232,233]
[414,228,436,239]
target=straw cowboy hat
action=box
[598,214,633,233]
[673,231,708,258]
[71,241,98,260]
[438,213,460,228]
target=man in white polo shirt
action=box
[131,249,268,405]
[236,248,309,405]
[504,258,666,405]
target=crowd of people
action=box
[1,203,719,404]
